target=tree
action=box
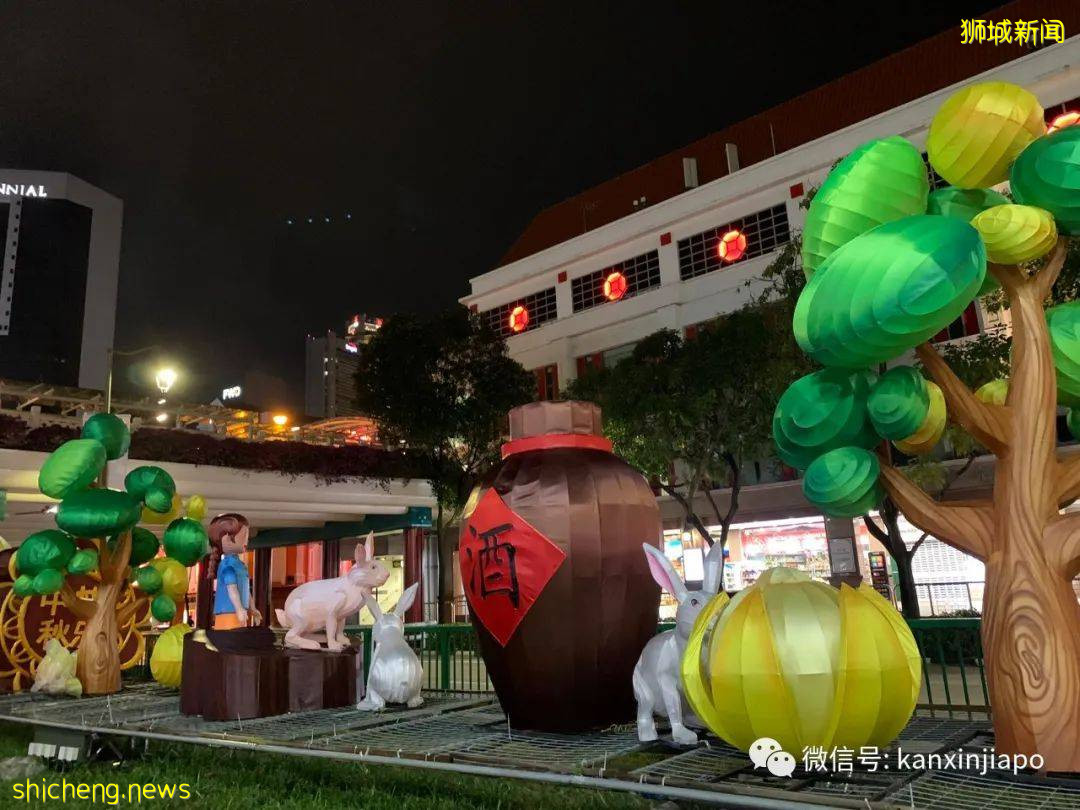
[13,414,206,695]
[354,308,535,623]
[777,83,1080,769]
[568,275,813,554]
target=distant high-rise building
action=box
[0,170,122,389]
[304,313,382,418]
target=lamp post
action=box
[103,345,175,413]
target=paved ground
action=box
[0,684,1076,808]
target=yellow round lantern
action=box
[184,494,207,521]
[681,568,920,755]
[893,381,946,455]
[927,81,1044,188]
[149,623,191,687]
[141,492,181,525]
[975,378,1009,405]
[972,204,1057,265]
[149,557,189,603]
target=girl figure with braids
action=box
[207,513,261,630]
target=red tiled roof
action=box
[499,0,1079,266]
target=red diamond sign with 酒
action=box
[459,488,566,646]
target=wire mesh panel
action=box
[10,685,181,728]
[478,287,558,338]
[310,708,505,757]
[891,770,1080,810]
[630,745,748,785]
[452,726,644,772]
[571,251,661,313]
[677,203,790,281]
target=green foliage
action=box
[56,489,142,538]
[933,327,1012,390]
[124,465,176,513]
[354,308,535,518]
[81,412,131,460]
[38,439,106,500]
[162,518,209,567]
[15,530,77,577]
[67,549,99,576]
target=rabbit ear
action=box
[394,583,419,618]
[643,543,688,603]
[702,540,726,595]
[363,592,383,621]
[355,532,374,563]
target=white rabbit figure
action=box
[276,532,389,652]
[632,539,725,745]
[356,582,424,711]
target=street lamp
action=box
[155,368,178,396]
[104,345,178,413]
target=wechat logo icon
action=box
[749,737,797,778]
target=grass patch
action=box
[0,722,648,808]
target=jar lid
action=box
[508,401,602,440]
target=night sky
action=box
[1,2,998,410]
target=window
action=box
[921,152,948,191]
[678,204,790,281]
[479,287,558,338]
[534,364,559,401]
[932,302,980,343]
[575,343,637,377]
[571,250,661,313]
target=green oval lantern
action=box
[794,215,986,368]
[163,518,209,567]
[926,186,1010,223]
[971,204,1057,265]
[67,549,99,576]
[151,593,177,622]
[1047,301,1080,407]
[1010,126,1080,235]
[32,568,65,596]
[135,565,164,595]
[868,366,930,439]
[12,575,35,598]
[109,526,161,567]
[56,489,142,538]
[81,412,131,460]
[802,136,929,278]
[772,369,878,470]
[38,439,106,500]
[124,466,176,513]
[803,446,883,519]
[15,530,77,577]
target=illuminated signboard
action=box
[0,184,48,198]
[222,385,242,400]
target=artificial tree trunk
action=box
[879,240,1080,771]
[59,531,136,696]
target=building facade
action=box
[0,170,123,390]
[304,314,381,419]
[459,25,1080,609]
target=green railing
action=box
[906,617,988,718]
[345,623,491,693]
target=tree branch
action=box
[115,597,144,628]
[59,581,95,620]
[878,461,993,560]
[915,343,1010,455]
[1046,512,1080,579]
[1035,237,1070,299]
[1056,453,1080,507]
[657,481,713,547]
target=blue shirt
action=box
[214,555,250,615]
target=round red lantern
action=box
[509,305,529,333]
[603,271,627,301]
[718,229,747,262]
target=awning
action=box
[250,506,433,549]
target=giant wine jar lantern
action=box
[460,401,661,731]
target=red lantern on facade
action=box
[1048,111,1079,134]
[603,271,628,301]
[718,229,747,263]
[509,305,529,333]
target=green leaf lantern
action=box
[134,565,164,595]
[15,530,77,577]
[163,518,209,567]
[1047,301,1080,407]
[149,557,189,602]
[124,465,176,514]
[109,526,161,567]
[794,215,986,368]
[971,204,1057,265]
[151,593,177,622]
[772,369,878,470]
[12,575,34,598]
[1010,126,1080,235]
[32,568,65,595]
[56,489,142,537]
[81,412,131,460]
[867,366,930,439]
[926,81,1044,188]
[67,549,99,576]
[975,379,1009,405]
[38,439,106,500]
[803,446,883,519]
[926,186,1010,223]
[1068,408,1080,440]
[801,136,929,278]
